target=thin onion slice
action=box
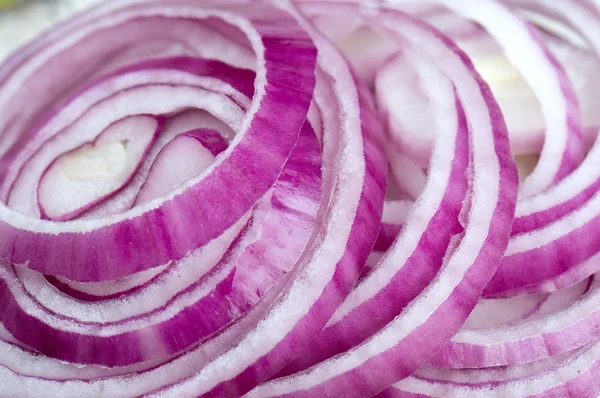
[247,3,517,396]
[0,5,317,283]
[0,0,386,395]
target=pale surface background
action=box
[0,0,101,60]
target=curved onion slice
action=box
[37,115,163,221]
[0,0,387,396]
[133,128,228,205]
[247,3,517,397]
[431,277,594,369]
[347,0,600,301]
[0,120,322,367]
[382,0,583,198]
[484,0,600,297]
[380,343,600,397]
[0,4,317,283]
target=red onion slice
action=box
[0,0,387,395]
[481,0,600,298]
[278,14,471,377]
[0,121,322,367]
[431,277,595,369]
[246,3,517,397]
[37,115,163,221]
[84,107,239,220]
[415,348,587,385]
[133,128,227,205]
[380,344,599,397]
[0,5,318,283]
[378,0,583,198]
[376,51,439,168]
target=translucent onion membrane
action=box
[4,0,600,397]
